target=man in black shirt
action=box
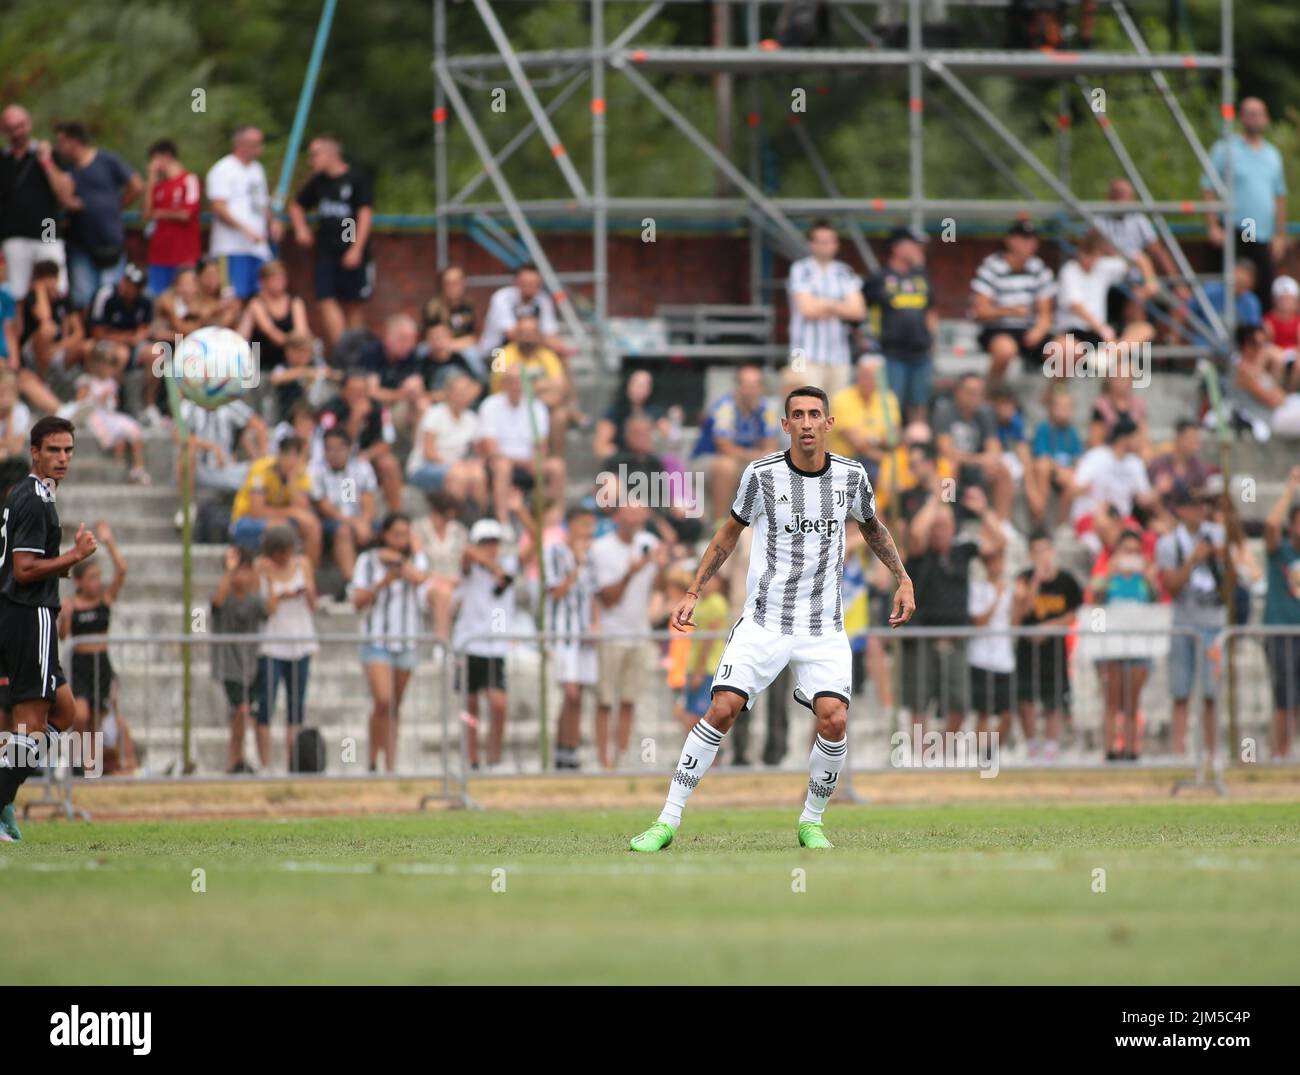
[1012,530,1083,761]
[0,104,76,298]
[0,416,98,840]
[863,227,938,422]
[320,369,402,512]
[88,263,153,375]
[289,135,374,348]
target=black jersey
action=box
[0,473,63,609]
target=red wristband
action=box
[686,590,698,598]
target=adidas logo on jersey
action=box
[777,494,791,504]
[783,513,840,535]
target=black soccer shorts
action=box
[0,602,67,704]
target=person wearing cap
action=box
[87,263,153,377]
[451,515,522,770]
[1068,414,1158,557]
[1156,485,1228,757]
[862,227,937,422]
[1264,275,1300,385]
[786,219,866,398]
[971,220,1056,381]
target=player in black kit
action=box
[0,416,98,841]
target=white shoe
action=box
[129,466,152,485]
[173,502,197,530]
[142,405,163,429]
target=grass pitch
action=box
[2,801,1297,985]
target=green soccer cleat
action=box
[0,803,21,841]
[798,821,833,849]
[629,821,674,853]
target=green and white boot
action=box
[798,821,833,849]
[0,803,22,841]
[629,821,675,853]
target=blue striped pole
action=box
[272,0,339,212]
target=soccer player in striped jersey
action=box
[545,505,599,769]
[630,386,915,852]
[0,416,98,841]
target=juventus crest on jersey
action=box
[730,450,875,636]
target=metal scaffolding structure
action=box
[432,0,1238,360]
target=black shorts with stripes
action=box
[0,601,66,705]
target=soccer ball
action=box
[176,326,256,410]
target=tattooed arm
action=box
[858,513,916,627]
[672,515,745,630]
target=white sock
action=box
[800,734,848,824]
[658,719,724,828]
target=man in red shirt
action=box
[143,139,201,297]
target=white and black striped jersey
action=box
[730,451,875,636]
[351,548,430,651]
[180,398,256,471]
[0,473,62,609]
[970,252,1056,331]
[308,457,377,519]
[787,255,862,368]
[544,541,597,642]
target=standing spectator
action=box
[593,369,663,462]
[206,125,278,300]
[828,354,901,489]
[1012,530,1083,761]
[1263,467,1300,759]
[862,227,937,421]
[237,259,310,375]
[451,517,521,770]
[692,364,780,519]
[478,263,572,360]
[932,373,1013,520]
[229,436,322,568]
[309,428,378,585]
[478,365,566,525]
[210,546,266,774]
[591,504,669,769]
[1202,97,1288,308]
[256,526,319,771]
[413,490,468,642]
[546,505,600,770]
[406,373,488,507]
[786,219,866,397]
[0,104,75,297]
[1148,420,1217,515]
[52,122,141,310]
[1094,177,1190,311]
[289,135,373,347]
[352,513,430,773]
[1050,230,1157,371]
[971,220,1056,381]
[18,260,84,414]
[421,265,480,371]
[320,369,402,511]
[142,139,201,297]
[87,263,152,378]
[964,545,1014,747]
[1155,487,1227,757]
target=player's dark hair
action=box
[784,385,829,417]
[147,139,179,158]
[31,415,75,450]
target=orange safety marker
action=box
[1057,113,1071,129]
[631,49,647,62]
[1179,200,1194,214]
[1183,56,1198,69]
[1221,103,1236,121]
[870,198,885,211]
[550,143,566,158]
[432,107,447,124]
[909,97,923,113]
[591,97,605,115]
[746,112,761,127]
[553,291,567,305]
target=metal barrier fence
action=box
[1214,625,1300,775]
[21,617,1288,818]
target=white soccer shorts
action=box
[710,615,853,711]
[551,641,598,687]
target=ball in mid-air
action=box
[177,326,256,410]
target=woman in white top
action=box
[413,490,467,642]
[352,513,431,772]
[256,525,319,769]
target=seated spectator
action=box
[479,262,573,360]
[692,363,780,519]
[150,265,204,338]
[87,262,152,378]
[863,227,936,421]
[1264,275,1300,384]
[478,365,566,524]
[603,414,701,545]
[1181,259,1261,351]
[931,373,1012,519]
[989,382,1029,488]
[320,369,402,511]
[421,265,480,372]
[229,436,322,568]
[142,139,201,298]
[828,354,902,489]
[1227,323,1300,440]
[269,332,337,423]
[1050,229,1157,372]
[895,436,943,536]
[413,490,469,642]
[360,313,426,435]
[1069,415,1157,556]
[271,400,325,471]
[488,314,574,452]
[422,323,482,404]
[237,259,309,373]
[1148,419,1217,515]
[0,249,17,368]
[971,220,1055,381]
[0,370,32,462]
[289,134,374,347]
[1263,466,1300,759]
[1089,527,1159,761]
[1027,386,1082,527]
[406,373,488,508]
[1087,364,1149,452]
[70,344,148,483]
[309,427,378,585]
[177,393,267,503]
[193,255,242,328]
[593,369,663,462]
[18,259,85,413]
[1095,177,1189,311]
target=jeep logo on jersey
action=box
[783,514,840,535]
